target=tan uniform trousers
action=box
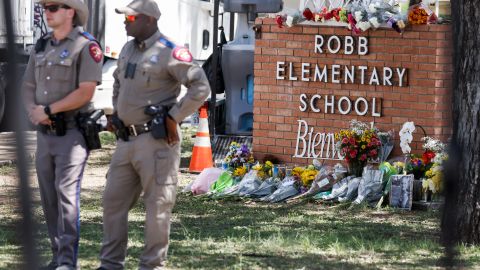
[100,131,180,270]
[36,128,88,268]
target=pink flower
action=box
[360,154,367,161]
[369,149,377,157]
[342,138,348,144]
[349,138,355,145]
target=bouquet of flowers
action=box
[406,155,431,179]
[406,136,447,179]
[292,165,318,193]
[377,130,394,162]
[335,120,381,176]
[252,161,274,180]
[421,136,448,194]
[423,163,444,194]
[408,3,433,25]
[223,142,254,177]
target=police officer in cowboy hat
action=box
[96,0,210,269]
[21,0,102,269]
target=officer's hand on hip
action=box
[166,115,179,146]
[106,115,116,133]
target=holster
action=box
[48,112,66,136]
[144,105,169,140]
[111,114,129,141]
[76,110,104,150]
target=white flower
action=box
[354,11,363,23]
[358,21,371,31]
[369,17,380,28]
[400,141,411,154]
[286,16,294,27]
[399,121,415,154]
[422,136,446,152]
[368,4,377,13]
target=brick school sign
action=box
[252,18,452,164]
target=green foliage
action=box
[99,131,116,146]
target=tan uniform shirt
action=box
[22,26,103,121]
[113,30,210,126]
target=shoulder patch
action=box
[158,37,176,49]
[173,47,193,62]
[89,43,103,63]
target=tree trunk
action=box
[447,0,480,244]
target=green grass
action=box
[0,164,15,176]
[181,126,196,158]
[1,133,479,269]
[1,184,479,269]
[99,131,117,146]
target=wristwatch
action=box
[44,105,52,117]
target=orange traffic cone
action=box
[189,105,213,172]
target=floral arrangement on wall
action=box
[275,0,440,34]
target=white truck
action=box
[0,0,229,130]
[93,0,231,115]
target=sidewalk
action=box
[0,131,37,165]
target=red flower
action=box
[331,8,341,22]
[349,150,357,158]
[369,149,377,157]
[303,8,314,21]
[422,150,436,164]
[276,15,285,28]
[360,154,367,161]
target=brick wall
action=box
[252,18,453,164]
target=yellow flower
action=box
[292,167,304,176]
[233,166,246,177]
[361,145,366,150]
[300,168,318,187]
[252,163,262,171]
[265,161,273,167]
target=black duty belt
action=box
[126,121,152,137]
[38,124,74,136]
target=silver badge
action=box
[150,55,159,64]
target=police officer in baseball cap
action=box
[97,0,210,269]
[22,0,102,269]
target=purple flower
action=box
[241,144,250,154]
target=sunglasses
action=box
[43,4,71,13]
[125,15,137,23]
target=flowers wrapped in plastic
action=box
[223,142,254,174]
[408,2,432,25]
[274,0,408,34]
[261,177,299,203]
